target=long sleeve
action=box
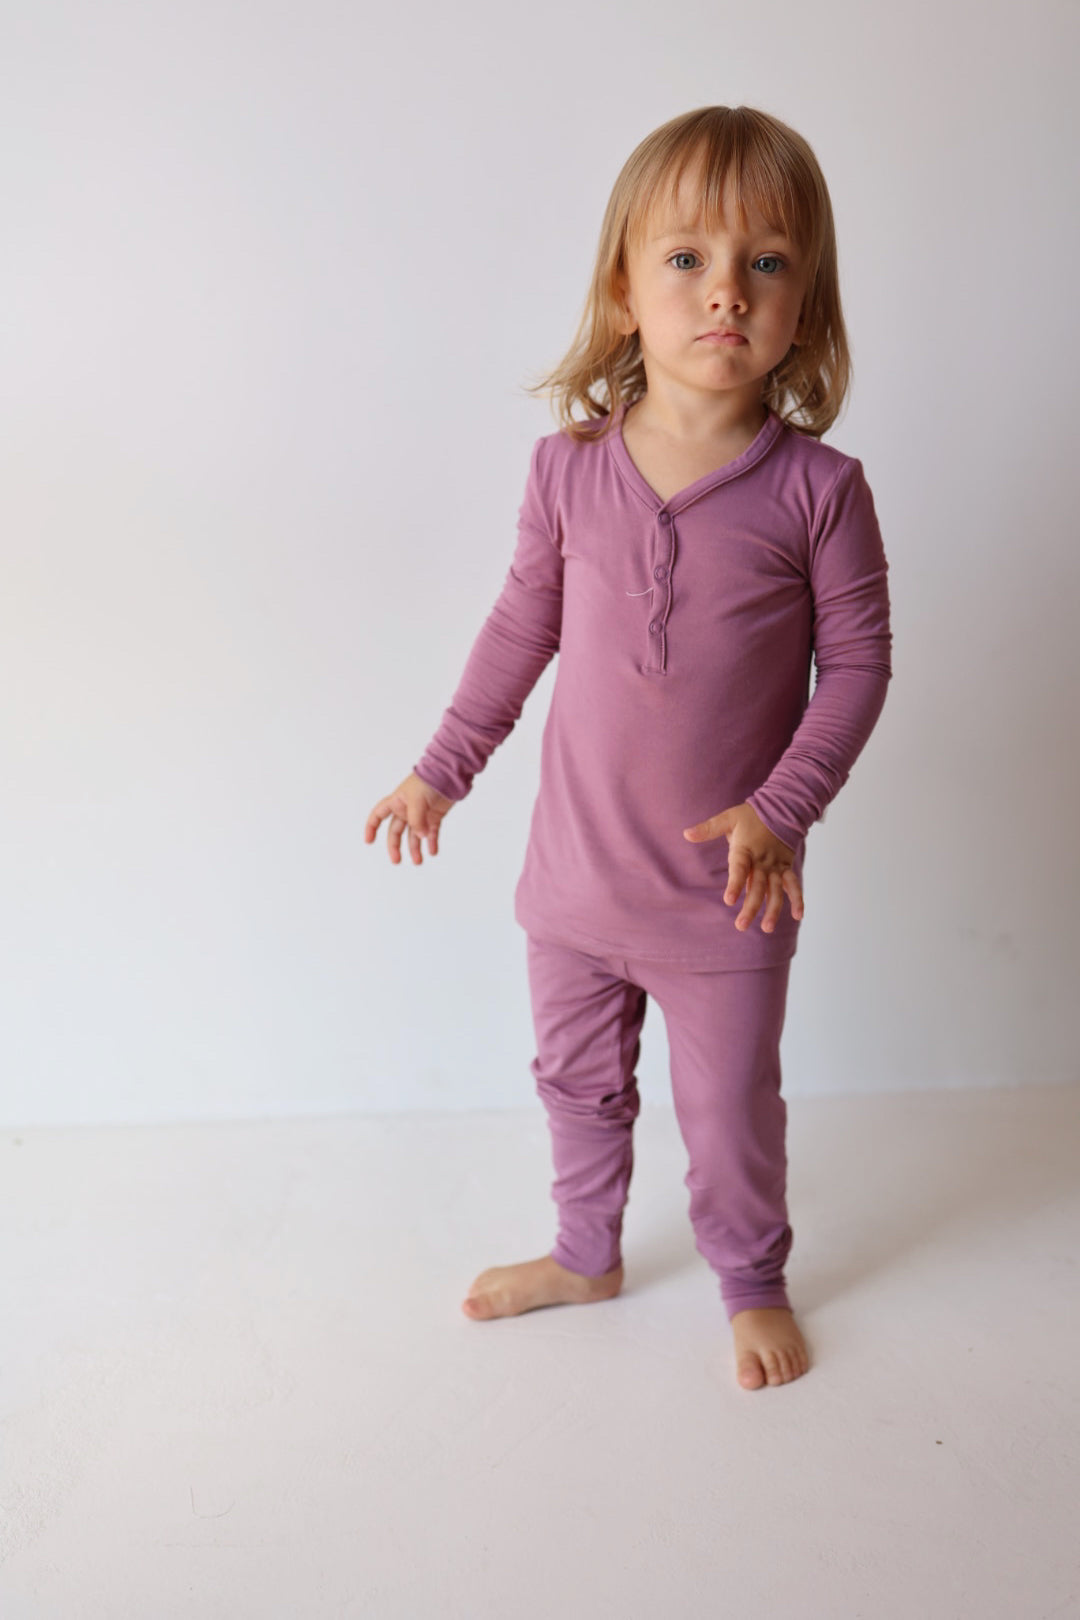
[745,457,893,851]
[412,438,564,801]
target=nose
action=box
[704,260,750,310]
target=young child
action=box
[365,105,892,1391]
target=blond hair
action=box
[523,105,851,443]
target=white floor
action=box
[1,1084,1078,1619]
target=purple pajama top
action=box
[413,399,892,968]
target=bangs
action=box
[625,135,809,256]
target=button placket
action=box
[642,509,675,674]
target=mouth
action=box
[698,330,748,345]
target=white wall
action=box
[2,0,1077,1127]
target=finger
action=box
[724,852,749,905]
[783,870,805,919]
[415,811,436,854]
[736,867,768,930]
[364,801,389,842]
[387,813,405,864]
[408,824,423,865]
[760,870,785,933]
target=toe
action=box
[738,1354,766,1389]
[764,1352,784,1386]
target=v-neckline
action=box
[609,398,783,512]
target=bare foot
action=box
[730,1307,810,1389]
[462,1255,624,1320]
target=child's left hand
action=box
[682,802,804,933]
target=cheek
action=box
[766,294,802,333]
[642,296,680,333]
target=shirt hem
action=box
[514,907,799,970]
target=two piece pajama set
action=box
[414,399,892,1318]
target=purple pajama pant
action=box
[526,935,795,1322]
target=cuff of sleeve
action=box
[745,793,806,853]
[412,759,470,802]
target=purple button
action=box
[648,620,660,634]
[653,566,667,581]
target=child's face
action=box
[617,166,809,410]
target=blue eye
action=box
[666,251,787,274]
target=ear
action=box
[613,269,638,338]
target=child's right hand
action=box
[365,772,456,865]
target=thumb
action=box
[683,806,736,842]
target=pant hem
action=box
[549,1242,622,1278]
[722,1289,793,1321]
